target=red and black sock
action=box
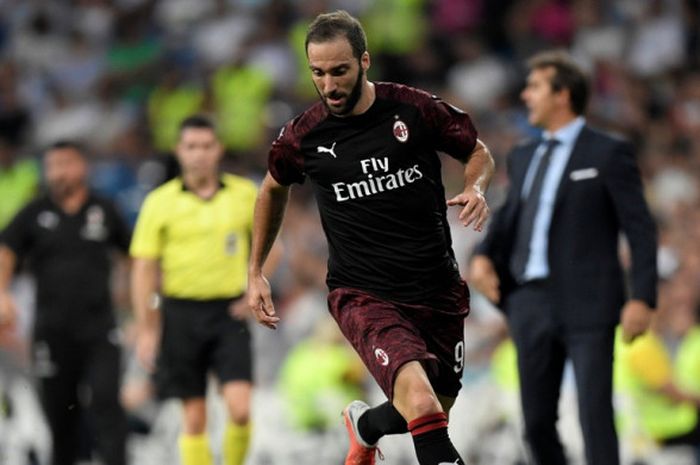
[357,401,408,445]
[408,412,464,465]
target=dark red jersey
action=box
[269,82,478,303]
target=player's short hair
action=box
[178,114,218,137]
[527,50,589,115]
[305,10,367,60]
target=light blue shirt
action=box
[520,117,585,281]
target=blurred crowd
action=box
[1,0,700,464]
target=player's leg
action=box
[388,279,470,465]
[84,333,128,465]
[33,329,81,465]
[348,356,460,445]
[159,298,213,465]
[354,400,407,446]
[393,361,465,465]
[330,285,466,465]
[221,381,252,465]
[214,300,253,465]
[179,397,212,465]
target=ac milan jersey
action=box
[269,82,477,303]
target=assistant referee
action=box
[130,115,257,465]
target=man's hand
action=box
[0,291,17,331]
[620,300,653,343]
[447,186,490,231]
[229,296,250,320]
[468,255,501,303]
[247,273,280,330]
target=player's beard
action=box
[318,66,364,116]
[48,177,79,201]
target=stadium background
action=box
[0,0,699,464]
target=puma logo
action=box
[317,142,337,158]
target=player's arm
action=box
[446,138,495,231]
[0,245,17,329]
[131,256,160,370]
[247,172,290,330]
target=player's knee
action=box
[398,389,442,421]
[226,401,250,425]
[222,381,251,424]
[182,416,207,435]
[411,391,442,417]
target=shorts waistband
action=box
[162,295,242,309]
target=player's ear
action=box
[361,51,370,72]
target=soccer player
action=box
[0,141,130,465]
[131,115,259,465]
[247,10,494,465]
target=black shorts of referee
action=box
[155,296,252,399]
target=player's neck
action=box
[182,172,220,200]
[349,81,375,116]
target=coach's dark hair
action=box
[305,10,367,60]
[179,114,217,136]
[527,50,589,115]
[47,140,86,157]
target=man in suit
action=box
[469,50,658,465]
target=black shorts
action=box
[327,278,470,401]
[156,297,252,399]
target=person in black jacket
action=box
[0,141,130,465]
[470,50,658,465]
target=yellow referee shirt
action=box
[130,173,257,300]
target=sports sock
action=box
[179,433,213,465]
[408,412,464,465]
[223,422,251,465]
[357,401,408,445]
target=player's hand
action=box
[135,324,160,372]
[229,295,250,320]
[468,255,501,303]
[247,273,280,330]
[0,291,17,331]
[620,300,653,343]
[447,186,489,232]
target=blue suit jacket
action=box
[476,126,657,329]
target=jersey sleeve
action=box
[422,96,478,162]
[129,193,164,259]
[268,121,306,186]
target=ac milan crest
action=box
[374,347,390,366]
[393,120,409,143]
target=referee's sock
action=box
[223,422,251,465]
[179,433,213,465]
[408,412,464,465]
[357,401,408,445]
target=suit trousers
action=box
[506,280,619,465]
